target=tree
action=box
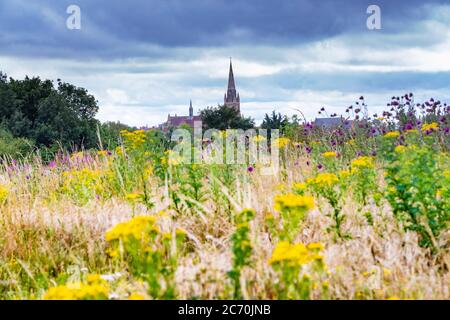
[33,92,83,148]
[200,105,255,131]
[261,111,289,133]
[57,80,98,120]
[0,72,101,151]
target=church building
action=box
[159,60,240,131]
[159,100,202,131]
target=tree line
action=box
[0,72,300,159]
[0,72,133,158]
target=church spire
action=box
[224,58,240,114]
[227,58,236,91]
[189,99,193,118]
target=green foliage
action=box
[200,104,255,130]
[0,128,34,158]
[98,121,136,150]
[0,72,100,152]
[228,209,255,299]
[384,146,450,250]
[307,173,347,239]
[107,129,167,208]
[262,110,288,130]
[105,216,186,299]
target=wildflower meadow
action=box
[0,94,448,300]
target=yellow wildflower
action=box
[86,274,105,284]
[115,146,124,156]
[144,163,153,176]
[322,151,338,158]
[394,145,406,153]
[384,131,400,138]
[351,156,374,169]
[128,293,145,300]
[338,170,350,179]
[0,184,8,204]
[293,182,307,192]
[162,233,172,241]
[44,283,109,300]
[121,129,147,150]
[273,137,291,149]
[383,268,392,278]
[175,228,187,237]
[310,173,339,187]
[273,194,315,212]
[105,215,159,243]
[97,150,109,156]
[307,242,325,251]
[125,193,143,203]
[421,122,439,132]
[444,170,450,178]
[60,168,104,203]
[269,241,323,267]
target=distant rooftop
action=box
[314,117,352,128]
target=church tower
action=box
[189,99,193,118]
[224,59,240,114]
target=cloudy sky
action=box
[1,0,450,126]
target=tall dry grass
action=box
[0,150,448,300]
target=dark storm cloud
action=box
[0,0,445,59]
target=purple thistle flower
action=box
[247,166,254,173]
